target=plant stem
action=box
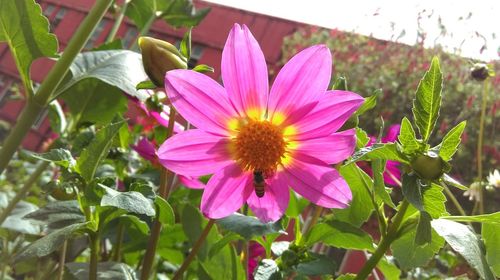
[172,219,215,280]
[476,79,489,215]
[440,182,467,217]
[57,241,68,280]
[301,205,323,237]
[112,222,125,262]
[354,200,409,280]
[0,161,49,225]
[0,0,113,176]
[106,1,129,42]
[131,15,156,50]
[89,233,100,280]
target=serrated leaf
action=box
[415,211,432,246]
[431,219,495,280]
[438,121,466,161]
[154,196,174,225]
[372,159,396,208]
[24,200,84,231]
[347,143,409,165]
[14,222,88,262]
[356,89,380,116]
[53,50,149,100]
[482,223,500,277]
[31,148,76,169]
[76,120,125,182]
[180,28,191,59]
[192,64,214,73]
[65,261,137,280]
[0,0,58,92]
[412,56,443,142]
[402,173,424,211]
[305,221,375,252]
[355,127,370,148]
[100,185,155,216]
[217,213,286,240]
[399,117,422,154]
[442,212,500,224]
[377,256,401,280]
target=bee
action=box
[253,170,266,198]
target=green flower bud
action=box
[339,115,359,131]
[138,37,188,87]
[470,63,490,81]
[411,151,444,180]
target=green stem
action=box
[106,1,129,42]
[476,79,489,215]
[57,241,68,280]
[131,15,156,50]
[0,161,49,225]
[440,182,467,217]
[355,200,410,280]
[172,219,216,280]
[112,222,125,262]
[89,233,100,280]
[301,205,323,238]
[0,0,113,176]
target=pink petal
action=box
[165,70,237,136]
[222,24,268,119]
[201,164,253,219]
[131,138,158,163]
[247,173,289,222]
[267,45,332,123]
[382,124,401,143]
[157,129,233,177]
[149,110,184,134]
[178,175,205,189]
[290,90,364,140]
[296,129,356,164]
[384,161,401,186]
[283,153,352,208]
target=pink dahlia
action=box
[158,24,364,222]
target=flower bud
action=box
[470,63,490,81]
[138,37,188,87]
[410,151,444,180]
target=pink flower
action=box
[158,24,364,222]
[364,124,401,186]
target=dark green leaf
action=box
[180,28,191,59]
[377,256,401,280]
[100,185,155,216]
[192,64,215,73]
[296,254,336,276]
[415,211,432,246]
[356,89,380,116]
[438,121,466,161]
[0,0,58,91]
[482,223,500,277]
[31,148,75,169]
[254,259,280,280]
[53,50,149,100]
[119,215,149,235]
[442,212,500,224]
[135,80,156,90]
[431,219,495,280]
[305,221,375,252]
[217,213,286,240]
[160,2,210,28]
[76,120,125,182]
[1,200,40,235]
[14,222,88,262]
[65,261,137,280]
[24,200,84,230]
[412,56,443,142]
[208,233,242,258]
[155,196,174,225]
[333,164,374,227]
[399,117,422,154]
[372,159,396,208]
[347,143,409,165]
[402,173,424,211]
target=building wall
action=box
[0,0,302,151]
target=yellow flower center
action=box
[232,119,287,174]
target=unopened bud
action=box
[411,151,444,180]
[470,63,490,81]
[138,37,188,87]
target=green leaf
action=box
[305,221,375,252]
[438,121,466,161]
[412,56,443,142]
[65,261,138,280]
[180,28,192,59]
[336,274,356,280]
[332,75,348,90]
[119,215,149,235]
[296,254,336,276]
[355,127,370,148]
[154,196,174,225]
[31,148,76,169]
[254,259,281,280]
[402,173,424,211]
[135,80,156,90]
[48,100,67,134]
[482,223,500,277]
[285,191,309,218]
[208,233,242,258]
[14,222,88,262]
[391,225,445,269]
[192,64,215,73]
[372,159,396,208]
[347,143,409,165]
[442,212,500,224]
[217,213,286,240]
[355,89,380,116]
[333,164,374,226]
[24,200,84,231]
[76,120,125,182]
[399,117,422,154]
[422,183,448,219]
[53,50,149,100]
[0,0,58,92]
[377,256,401,280]
[415,211,432,246]
[100,185,155,216]
[431,219,495,280]
[442,174,468,190]
[1,200,40,235]
[160,1,210,28]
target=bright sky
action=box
[204,0,500,61]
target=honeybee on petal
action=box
[253,170,266,198]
